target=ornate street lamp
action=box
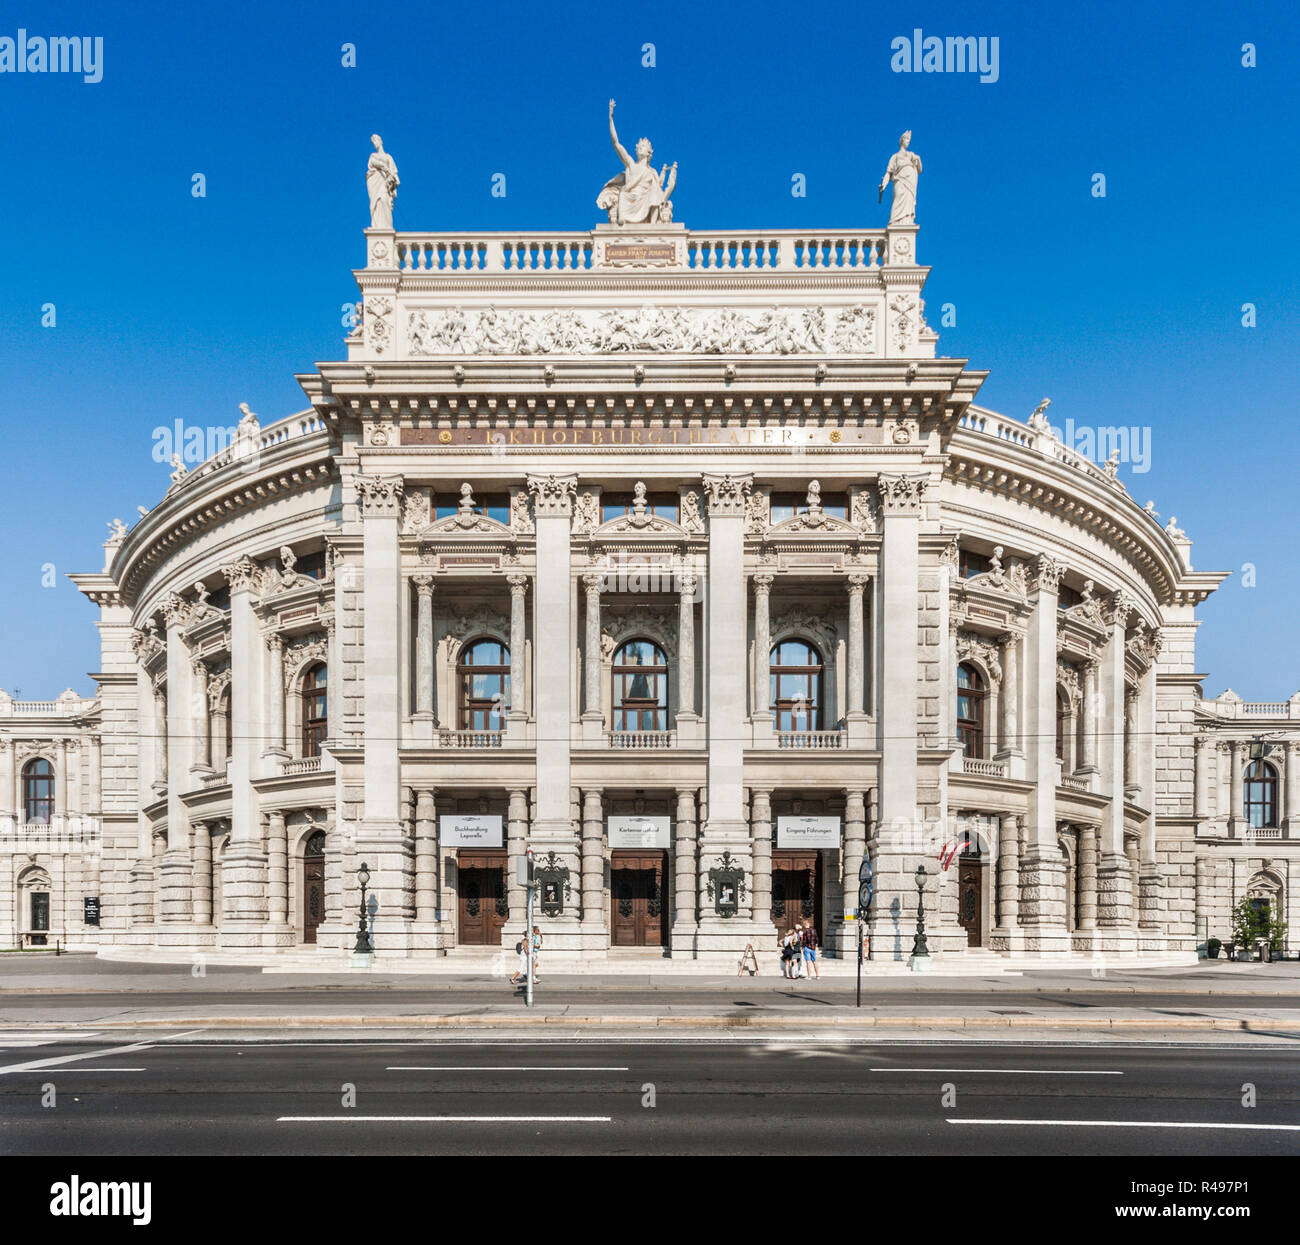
[353,861,373,954]
[911,864,930,960]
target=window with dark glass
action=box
[208,585,231,612]
[21,758,54,824]
[1244,760,1278,829]
[958,549,991,579]
[435,493,510,524]
[770,640,823,731]
[957,663,986,758]
[295,550,328,580]
[302,663,328,757]
[1056,688,1069,761]
[769,492,848,523]
[600,492,680,524]
[458,639,510,731]
[1057,583,1083,610]
[612,640,669,730]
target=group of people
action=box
[510,925,542,988]
[779,920,820,979]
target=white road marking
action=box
[873,1067,1122,1075]
[386,1066,629,1072]
[948,1118,1300,1131]
[3,1067,145,1073]
[274,1122,608,1133]
[0,1029,200,1076]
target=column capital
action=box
[411,573,435,596]
[355,473,405,518]
[526,473,578,515]
[752,572,775,595]
[190,655,208,678]
[161,591,192,629]
[582,572,604,594]
[701,473,753,516]
[678,570,698,596]
[1106,588,1137,628]
[265,631,284,654]
[847,572,869,592]
[507,572,529,595]
[1031,553,1064,595]
[221,555,261,594]
[877,472,928,516]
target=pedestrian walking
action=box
[530,924,543,984]
[801,918,820,979]
[510,934,528,986]
[780,928,796,978]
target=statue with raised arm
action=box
[878,130,922,226]
[366,133,400,229]
[597,100,677,226]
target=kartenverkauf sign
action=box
[607,815,671,849]
[439,814,504,847]
[776,815,841,849]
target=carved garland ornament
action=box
[526,474,578,516]
[955,631,1003,686]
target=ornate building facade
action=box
[1,135,1293,962]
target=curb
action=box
[23,1014,1300,1033]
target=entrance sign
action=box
[440,813,504,847]
[608,814,671,849]
[777,815,840,849]
[83,896,100,926]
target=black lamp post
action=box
[353,861,373,954]
[911,864,930,959]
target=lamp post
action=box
[909,863,932,971]
[353,861,373,955]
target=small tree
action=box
[1231,897,1278,953]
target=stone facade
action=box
[1,174,1289,964]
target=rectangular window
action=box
[601,493,680,524]
[958,550,991,579]
[435,493,509,524]
[770,492,848,523]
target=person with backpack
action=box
[801,918,820,980]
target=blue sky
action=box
[1,0,1296,698]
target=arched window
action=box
[613,640,669,731]
[957,664,986,759]
[1244,761,1278,829]
[770,640,823,731]
[1056,688,1070,762]
[22,758,55,824]
[458,639,510,731]
[301,663,328,757]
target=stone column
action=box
[846,575,868,745]
[871,476,927,960]
[1079,658,1099,774]
[131,652,159,928]
[506,575,529,744]
[698,474,757,953]
[265,632,287,759]
[267,809,289,927]
[220,555,268,941]
[1124,689,1138,791]
[840,789,867,954]
[581,573,604,742]
[1096,591,1134,944]
[1125,836,1141,929]
[1286,742,1300,832]
[413,575,435,722]
[1194,733,1210,821]
[676,570,698,740]
[1194,855,1209,952]
[414,789,438,930]
[192,821,212,926]
[54,739,69,831]
[671,787,697,951]
[526,475,581,948]
[998,632,1020,757]
[0,739,12,827]
[750,789,774,932]
[191,658,211,771]
[506,788,529,940]
[354,475,413,947]
[751,573,774,729]
[1228,740,1243,834]
[996,814,1020,936]
[581,789,605,943]
[1074,821,1098,934]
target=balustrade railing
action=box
[281,756,323,776]
[776,730,846,750]
[439,729,504,749]
[961,755,1007,778]
[1060,773,1090,793]
[606,730,676,750]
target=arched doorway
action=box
[302,830,326,943]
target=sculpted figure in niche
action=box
[597,100,677,226]
[879,130,922,226]
[366,134,400,230]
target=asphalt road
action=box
[2,1037,1297,1156]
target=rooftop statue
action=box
[879,130,922,226]
[367,133,400,230]
[597,100,677,226]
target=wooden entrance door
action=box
[303,831,326,944]
[957,859,984,946]
[458,851,508,945]
[771,851,822,937]
[610,852,668,947]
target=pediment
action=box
[765,512,859,537]
[592,512,687,538]
[420,513,514,537]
